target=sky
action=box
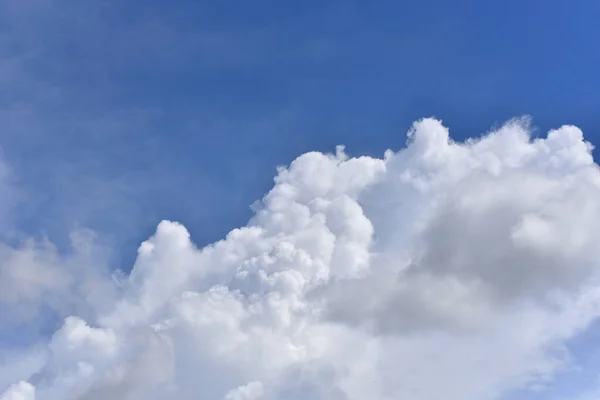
[1,0,600,399]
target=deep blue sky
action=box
[0,0,599,268]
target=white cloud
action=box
[0,229,117,327]
[0,381,35,400]
[2,118,600,399]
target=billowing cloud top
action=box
[2,118,600,399]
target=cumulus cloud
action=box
[2,117,600,399]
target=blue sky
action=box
[1,1,600,399]
[2,0,599,258]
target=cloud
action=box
[0,381,35,400]
[2,118,600,399]
[0,229,117,329]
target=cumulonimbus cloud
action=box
[2,117,600,400]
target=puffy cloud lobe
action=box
[224,381,264,400]
[0,382,35,400]
[2,118,600,399]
